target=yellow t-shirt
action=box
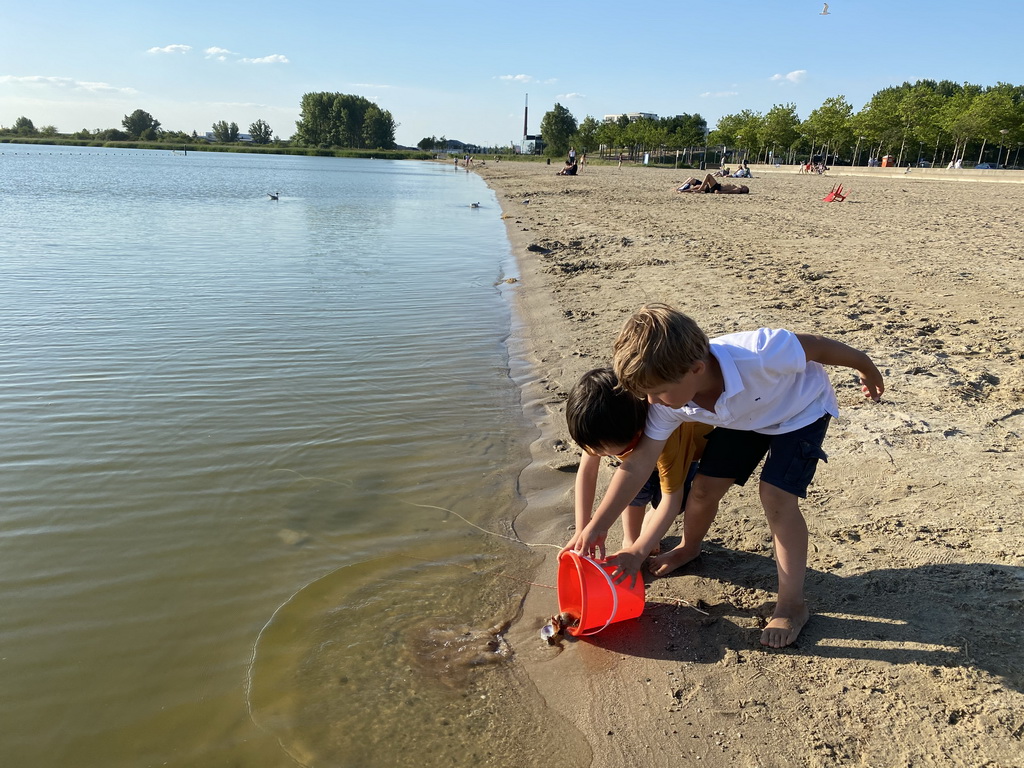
[615,422,712,495]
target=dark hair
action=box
[565,368,647,453]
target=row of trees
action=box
[540,104,709,159]
[292,92,396,149]
[540,80,1024,167]
[4,110,278,145]
[7,91,400,151]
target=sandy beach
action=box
[476,160,1024,767]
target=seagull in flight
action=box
[820,3,830,14]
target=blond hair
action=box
[612,304,709,396]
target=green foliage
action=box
[95,128,129,142]
[760,104,801,152]
[540,103,577,157]
[14,116,36,135]
[572,116,601,153]
[122,109,161,140]
[294,92,396,149]
[211,120,239,142]
[249,119,273,145]
[362,105,397,149]
[662,113,708,149]
[802,96,854,154]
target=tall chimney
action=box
[523,93,528,137]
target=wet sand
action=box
[479,160,1024,768]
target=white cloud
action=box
[0,75,137,95]
[499,74,534,83]
[240,54,289,64]
[700,90,739,98]
[770,70,807,84]
[557,92,585,100]
[147,44,191,54]
[205,46,235,60]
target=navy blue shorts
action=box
[628,463,700,509]
[696,415,831,498]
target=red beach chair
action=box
[822,183,847,202]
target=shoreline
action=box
[479,161,1024,767]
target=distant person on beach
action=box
[562,304,884,648]
[617,152,623,169]
[731,162,751,178]
[712,167,730,177]
[557,158,578,176]
[676,174,749,194]
[566,368,711,569]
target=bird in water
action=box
[267,191,279,200]
[470,202,480,208]
[820,3,830,14]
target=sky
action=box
[2,1,1021,148]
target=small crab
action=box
[540,612,579,645]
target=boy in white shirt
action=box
[563,304,884,648]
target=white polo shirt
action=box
[645,328,839,438]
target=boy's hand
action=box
[858,365,885,401]
[606,549,645,589]
[560,524,606,560]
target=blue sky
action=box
[2,1,1021,147]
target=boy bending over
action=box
[567,369,711,564]
[563,305,884,648]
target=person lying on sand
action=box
[562,304,884,648]
[676,173,749,194]
[566,368,710,569]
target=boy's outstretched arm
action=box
[796,333,885,401]
[560,435,666,559]
[572,452,601,532]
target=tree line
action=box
[540,79,1024,167]
[4,92,398,151]
[291,93,396,149]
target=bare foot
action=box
[760,601,810,648]
[648,544,700,577]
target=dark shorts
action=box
[696,415,831,498]
[628,463,700,509]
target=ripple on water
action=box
[246,542,587,768]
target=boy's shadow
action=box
[588,543,1024,693]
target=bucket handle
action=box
[576,554,619,636]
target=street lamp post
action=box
[998,129,1009,168]
[917,141,924,166]
[853,135,864,166]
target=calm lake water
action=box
[0,146,574,767]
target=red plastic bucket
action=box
[557,551,645,636]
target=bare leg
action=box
[758,481,810,648]
[621,504,646,550]
[697,174,720,192]
[649,475,732,576]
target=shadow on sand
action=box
[576,544,1024,692]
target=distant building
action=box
[520,134,545,155]
[439,138,485,154]
[603,112,659,123]
[204,132,254,142]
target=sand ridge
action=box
[478,160,1024,768]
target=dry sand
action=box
[476,160,1024,768]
